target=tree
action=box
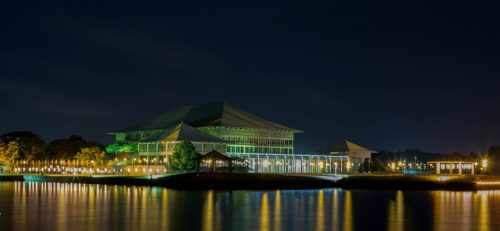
[170,141,200,171]
[371,158,387,172]
[486,146,500,174]
[359,158,371,173]
[0,131,45,161]
[470,152,482,161]
[46,135,89,160]
[0,139,21,171]
[359,158,386,173]
[75,146,109,168]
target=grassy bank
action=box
[3,173,500,190]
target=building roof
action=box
[317,140,376,154]
[112,102,300,133]
[139,122,226,143]
[194,150,233,161]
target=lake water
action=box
[0,181,499,231]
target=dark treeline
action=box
[0,131,106,161]
[374,147,500,174]
[374,148,484,162]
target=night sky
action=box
[1,1,500,154]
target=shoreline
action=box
[1,173,499,191]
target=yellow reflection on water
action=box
[203,190,214,231]
[388,190,404,231]
[88,184,95,231]
[161,189,169,231]
[433,190,493,231]
[58,183,67,231]
[274,190,282,231]
[343,190,352,231]
[260,193,270,231]
[332,189,339,229]
[478,191,490,231]
[316,190,325,231]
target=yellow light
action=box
[391,163,395,170]
[482,160,488,168]
[437,176,450,181]
[319,162,324,168]
[346,161,351,169]
[477,181,500,185]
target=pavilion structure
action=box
[195,150,234,173]
[427,161,476,175]
[316,140,377,173]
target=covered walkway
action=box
[227,152,350,174]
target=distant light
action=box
[482,160,488,168]
[477,181,500,185]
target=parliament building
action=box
[109,102,375,173]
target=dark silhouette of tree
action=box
[45,135,90,160]
[359,158,386,173]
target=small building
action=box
[317,140,377,173]
[195,150,234,173]
[428,161,477,175]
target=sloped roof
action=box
[317,140,376,153]
[194,150,233,161]
[139,122,226,143]
[112,102,300,133]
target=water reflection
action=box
[260,193,270,231]
[388,190,404,231]
[1,182,500,231]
